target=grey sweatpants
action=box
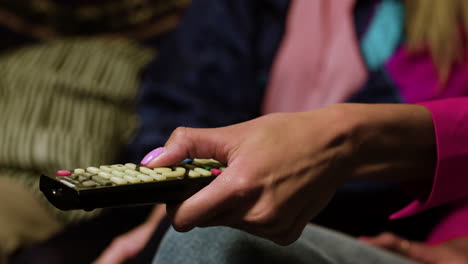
[154,224,416,264]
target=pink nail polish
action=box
[141,147,164,165]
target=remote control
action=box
[40,159,225,211]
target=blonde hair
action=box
[405,0,468,81]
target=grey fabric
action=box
[154,224,416,264]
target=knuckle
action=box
[231,177,255,196]
[380,232,396,240]
[378,232,398,243]
[274,235,297,246]
[171,219,192,233]
[273,224,303,246]
[172,223,188,232]
[232,182,279,227]
[229,177,260,202]
[172,127,190,140]
[247,207,279,227]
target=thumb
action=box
[141,126,230,168]
[140,127,241,232]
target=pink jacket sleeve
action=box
[389,98,468,243]
[390,98,468,218]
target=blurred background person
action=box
[112,0,468,263]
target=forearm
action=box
[337,103,436,185]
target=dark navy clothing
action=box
[124,0,289,161]
[125,0,401,162]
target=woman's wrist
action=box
[332,103,437,184]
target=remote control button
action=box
[100,166,113,173]
[192,158,211,165]
[123,175,141,184]
[56,170,71,177]
[83,172,93,177]
[149,172,166,181]
[174,167,186,173]
[188,170,201,178]
[183,158,193,164]
[111,171,125,177]
[124,169,139,177]
[111,164,126,172]
[125,163,137,170]
[78,175,89,182]
[210,168,222,176]
[219,167,226,171]
[74,169,85,174]
[136,174,153,182]
[110,177,127,185]
[59,179,76,187]
[82,180,99,187]
[204,166,212,171]
[98,171,112,179]
[58,177,80,185]
[154,167,172,173]
[193,158,223,168]
[182,164,197,170]
[92,176,112,186]
[139,167,153,175]
[86,167,100,174]
[194,167,212,177]
[162,170,185,178]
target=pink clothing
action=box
[387,47,468,102]
[386,45,468,243]
[389,98,468,243]
[264,0,468,244]
[262,0,367,114]
[391,98,468,218]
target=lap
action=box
[154,224,416,264]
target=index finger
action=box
[142,126,231,168]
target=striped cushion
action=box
[0,39,154,222]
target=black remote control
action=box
[40,159,225,211]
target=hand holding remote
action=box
[145,103,435,245]
[143,106,353,245]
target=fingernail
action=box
[141,147,164,165]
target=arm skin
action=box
[144,103,437,245]
[362,232,468,264]
[342,103,436,184]
[93,205,166,264]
